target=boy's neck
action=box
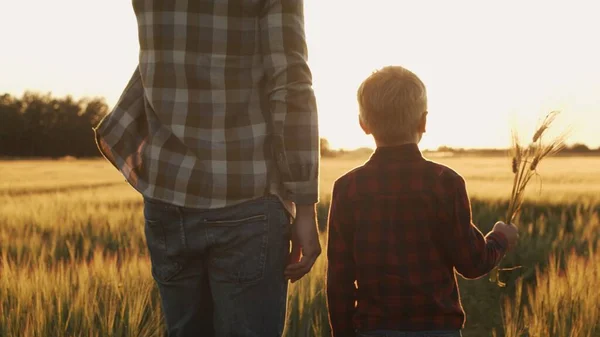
[375,140,419,148]
[374,133,423,148]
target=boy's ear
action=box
[359,115,371,135]
[418,111,428,133]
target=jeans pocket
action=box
[208,214,269,284]
[145,219,182,282]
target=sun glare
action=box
[1,0,599,150]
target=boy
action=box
[326,66,518,337]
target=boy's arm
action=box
[441,175,509,279]
[326,180,356,337]
[259,0,319,205]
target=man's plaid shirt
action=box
[326,144,509,336]
[94,0,319,209]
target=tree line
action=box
[1,92,598,158]
[0,92,108,157]
[0,92,341,159]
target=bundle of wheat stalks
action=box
[489,111,567,287]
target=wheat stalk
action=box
[489,111,567,287]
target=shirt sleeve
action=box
[441,175,509,279]
[326,179,357,337]
[259,0,319,205]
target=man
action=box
[94,1,321,336]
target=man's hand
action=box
[284,204,321,283]
[492,221,519,249]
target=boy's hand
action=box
[492,221,519,249]
[284,204,321,283]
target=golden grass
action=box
[0,159,124,195]
[0,253,162,337]
[1,156,600,336]
[321,154,600,204]
[4,154,600,203]
[0,186,328,337]
[497,247,600,337]
[506,112,567,223]
[490,112,567,286]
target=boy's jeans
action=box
[357,330,462,337]
[143,195,291,337]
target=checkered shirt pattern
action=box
[326,144,509,336]
[94,0,319,209]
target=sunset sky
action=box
[1,0,599,150]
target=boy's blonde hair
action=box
[357,66,427,144]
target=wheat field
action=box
[1,153,600,337]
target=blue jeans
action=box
[143,195,291,337]
[357,330,462,337]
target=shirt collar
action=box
[368,143,424,163]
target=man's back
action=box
[95,0,319,209]
[95,2,321,336]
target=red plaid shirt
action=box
[326,144,508,336]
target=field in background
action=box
[3,153,600,202]
[320,152,600,203]
[1,155,600,337]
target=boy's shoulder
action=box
[331,158,466,194]
[332,165,363,191]
[422,159,466,188]
[423,159,463,179]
